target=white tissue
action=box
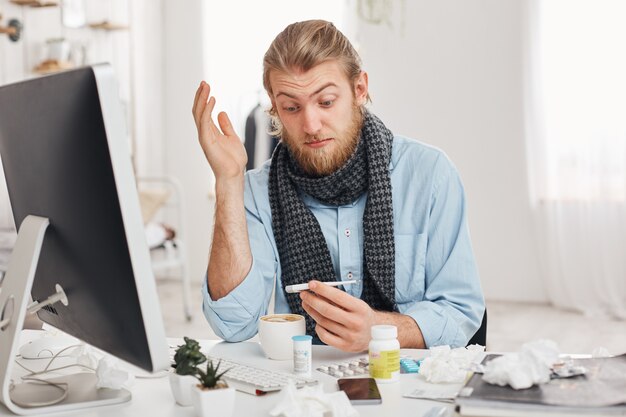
[269,380,358,417]
[419,345,485,383]
[482,339,560,390]
[69,344,99,369]
[95,357,135,390]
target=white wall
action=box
[355,0,545,302]
[162,0,213,285]
[130,0,165,177]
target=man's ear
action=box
[269,98,277,116]
[354,71,369,106]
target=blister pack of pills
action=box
[316,357,369,378]
[315,356,422,378]
[400,357,421,373]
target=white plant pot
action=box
[169,373,198,406]
[191,383,236,417]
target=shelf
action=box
[33,59,74,75]
[88,21,129,31]
[10,0,59,8]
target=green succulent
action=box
[195,359,229,389]
[172,337,207,376]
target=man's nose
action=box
[302,107,322,136]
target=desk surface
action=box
[1,333,463,417]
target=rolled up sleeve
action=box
[201,257,273,341]
[201,173,278,342]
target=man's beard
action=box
[281,106,364,177]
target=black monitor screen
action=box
[0,66,166,371]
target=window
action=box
[528,0,626,202]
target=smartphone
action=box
[337,377,382,405]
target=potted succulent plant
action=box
[169,337,207,406]
[191,359,235,417]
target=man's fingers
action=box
[199,96,217,137]
[314,324,347,351]
[205,96,217,120]
[192,81,204,116]
[193,83,210,124]
[217,112,236,137]
[300,291,348,324]
[302,299,346,335]
[307,280,358,311]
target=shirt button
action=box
[344,228,351,237]
[347,272,353,279]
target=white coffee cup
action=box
[258,314,306,360]
[47,38,70,62]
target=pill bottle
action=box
[292,335,312,376]
[368,325,400,383]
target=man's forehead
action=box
[270,61,350,98]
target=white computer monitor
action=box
[0,64,169,415]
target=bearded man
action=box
[193,20,484,351]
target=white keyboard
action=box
[206,355,318,396]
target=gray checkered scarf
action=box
[268,111,397,337]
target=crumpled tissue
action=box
[269,380,358,417]
[69,344,99,369]
[95,357,135,390]
[419,345,485,383]
[482,339,560,390]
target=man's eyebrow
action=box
[311,82,337,97]
[275,82,338,99]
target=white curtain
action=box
[525,0,626,318]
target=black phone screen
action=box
[337,377,382,405]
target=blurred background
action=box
[0,0,624,354]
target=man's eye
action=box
[284,106,299,112]
[320,100,333,107]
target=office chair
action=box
[467,309,487,347]
[138,176,192,322]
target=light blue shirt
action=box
[202,135,484,348]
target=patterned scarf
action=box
[268,111,397,336]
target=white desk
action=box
[0,333,464,417]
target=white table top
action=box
[0,332,463,417]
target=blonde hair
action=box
[263,20,368,137]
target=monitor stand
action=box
[0,215,131,415]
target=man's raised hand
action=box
[192,81,247,181]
